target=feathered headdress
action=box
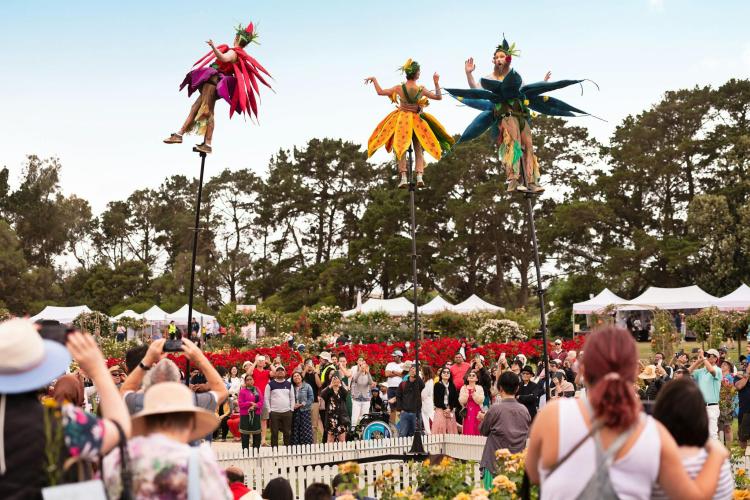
[235,22,259,45]
[398,58,420,77]
[495,34,520,57]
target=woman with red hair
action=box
[526,326,728,499]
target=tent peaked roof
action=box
[166,305,216,323]
[573,288,627,314]
[30,305,93,324]
[342,297,415,317]
[418,296,455,315]
[452,294,505,314]
[112,309,143,321]
[619,285,719,311]
[141,305,169,322]
[716,283,750,311]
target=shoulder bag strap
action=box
[187,446,200,500]
[112,420,133,500]
[546,400,604,478]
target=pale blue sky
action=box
[1,0,749,210]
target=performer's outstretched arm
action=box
[465,57,479,89]
[421,73,442,100]
[364,77,397,96]
[207,39,237,64]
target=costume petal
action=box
[458,110,495,143]
[521,79,585,97]
[412,115,442,160]
[452,96,494,111]
[445,88,501,103]
[392,111,414,159]
[367,110,399,157]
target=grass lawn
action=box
[636,340,746,363]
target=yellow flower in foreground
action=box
[440,456,453,467]
[409,492,424,500]
[453,493,471,500]
[338,462,360,475]
[523,99,530,106]
[492,475,517,492]
[733,490,750,500]
[41,397,58,409]
[737,468,745,477]
[471,487,490,500]
[336,495,356,500]
[382,469,393,478]
[495,448,511,459]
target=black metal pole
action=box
[185,150,207,385]
[520,172,551,400]
[406,146,426,455]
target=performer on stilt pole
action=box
[447,35,599,193]
[366,59,454,189]
[164,22,273,153]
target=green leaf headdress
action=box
[495,34,520,57]
[235,22,259,45]
[398,58,420,78]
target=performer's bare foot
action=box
[193,143,212,154]
[506,179,519,192]
[527,183,545,194]
[416,174,425,188]
[398,173,408,189]
[163,133,183,144]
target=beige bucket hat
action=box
[131,382,219,441]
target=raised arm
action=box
[207,40,237,64]
[364,77,398,97]
[421,73,442,100]
[657,424,728,500]
[120,339,165,395]
[182,338,228,404]
[465,57,479,89]
[67,332,131,454]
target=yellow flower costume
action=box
[367,84,454,161]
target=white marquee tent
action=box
[618,285,719,311]
[112,309,143,321]
[573,288,628,314]
[716,283,750,311]
[451,294,505,314]
[30,305,92,324]
[142,305,169,322]
[165,304,217,324]
[418,296,455,315]
[342,297,415,317]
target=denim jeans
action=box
[398,411,417,437]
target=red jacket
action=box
[229,482,251,500]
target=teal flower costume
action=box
[446,36,598,192]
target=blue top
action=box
[692,365,721,404]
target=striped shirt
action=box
[651,448,734,500]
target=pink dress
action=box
[461,386,483,436]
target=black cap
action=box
[521,365,534,375]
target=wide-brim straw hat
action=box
[0,319,71,394]
[638,365,657,380]
[131,382,219,441]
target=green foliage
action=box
[73,311,112,336]
[425,311,472,337]
[685,307,745,348]
[96,337,140,360]
[476,318,528,343]
[0,308,10,321]
[650,309,679,360]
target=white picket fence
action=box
[214,434,486,496]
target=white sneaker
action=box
[416,174,425,188]
[398,174,408,189]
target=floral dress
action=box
[102,433,232,500]
[719,374,736,427]
[320,386,350,441]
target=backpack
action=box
[543,405,639,500]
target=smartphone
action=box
[163,339,184,352]
[38,321,71,345]
[691,347,700,354]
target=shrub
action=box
[476,319,528,344]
